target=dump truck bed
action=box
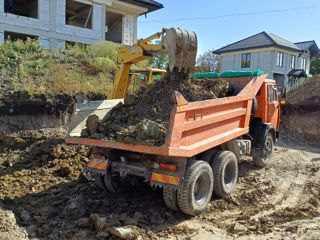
[66,74,266,157]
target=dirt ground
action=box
[0,126,319,240]
[81,71,233,146]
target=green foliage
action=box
[195,50,220,73]
[310,57,320,75]
[0,39,118,96]
[86,40,120,62]
[149,54,168,69]
[93,57,117,72]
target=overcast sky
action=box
[137,0,320,55]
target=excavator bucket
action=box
[163,28,198,73]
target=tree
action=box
[310,57,320,75]
[195,50,220,73]
[149,54,169,69]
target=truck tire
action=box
[163,188,179,211]
[251,97,258,117]
[253,133,274,167]
[211,151,238,197]
[94,174,106,190]
[104,173,130,193]
[177,160,213,216]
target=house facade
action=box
[0,0,163,49]
[213,32,320,89]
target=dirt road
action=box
[0,129,319,240]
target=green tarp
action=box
[189,72,219,79]
[190,69,264,79]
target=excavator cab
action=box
[131,68,166,92]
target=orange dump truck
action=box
[66,71,281,216]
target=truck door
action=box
[267,84,280,130]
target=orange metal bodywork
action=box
[254,79,280,130]
[67,75,270,158]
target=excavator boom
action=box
[109,28,198,99]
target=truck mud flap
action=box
[150,171,182,189]
[85,154,109,175]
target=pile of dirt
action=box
[281,75,320,144]
[0,91,74,116]
[285,75,320,105]
[81,70,234,146]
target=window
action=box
[289,55,295,69]
[269,85,277,102]
[301,58,306,71]
[241,53,251,68]
[276,52,283,67]
[66,0,93,29]
[4,0,38,19]
[105,11,123,43]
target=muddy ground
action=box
[81,71,233,146]
[1,126,320,240]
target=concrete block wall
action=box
[0,0,139,49]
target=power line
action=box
[139,5,320,24]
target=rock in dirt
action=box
[71,230,89,240]
[90,213,107,231]
[96,231,109,239]
[76,217,91,228]
[0,208,28,240]
[233,222,248,233]
[20,209,31,222]
[83,70,233,146]
[62,195,86,220]
[110,226,136,240]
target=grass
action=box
[0,39,120,98]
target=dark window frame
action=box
[241,53,251,68]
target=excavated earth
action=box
[1,76,320,239]
[1,125,320,240]
[81,70,234,146]
[281,75,320,144]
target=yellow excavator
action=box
[130,68,166,92]
[68,28,197,137]
[108,28,197,99]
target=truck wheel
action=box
[94,174,106,190]
[251,97,258,117]
[253,133,274,167]
[177,160,213,216]
[104,173,130,193]
[211,151,238,197]
[163,188,179,211]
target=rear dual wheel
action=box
[177,160,214,216]
[165,151,238,216]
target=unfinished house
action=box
[0,0,163,48]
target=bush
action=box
[93,57,117,72]
[87,41,120,62]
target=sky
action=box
[137,0,320,56]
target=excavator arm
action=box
[108,28,197,99]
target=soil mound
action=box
[282,75,320,144]
[285,75,320,106]
[81,70,234,146]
